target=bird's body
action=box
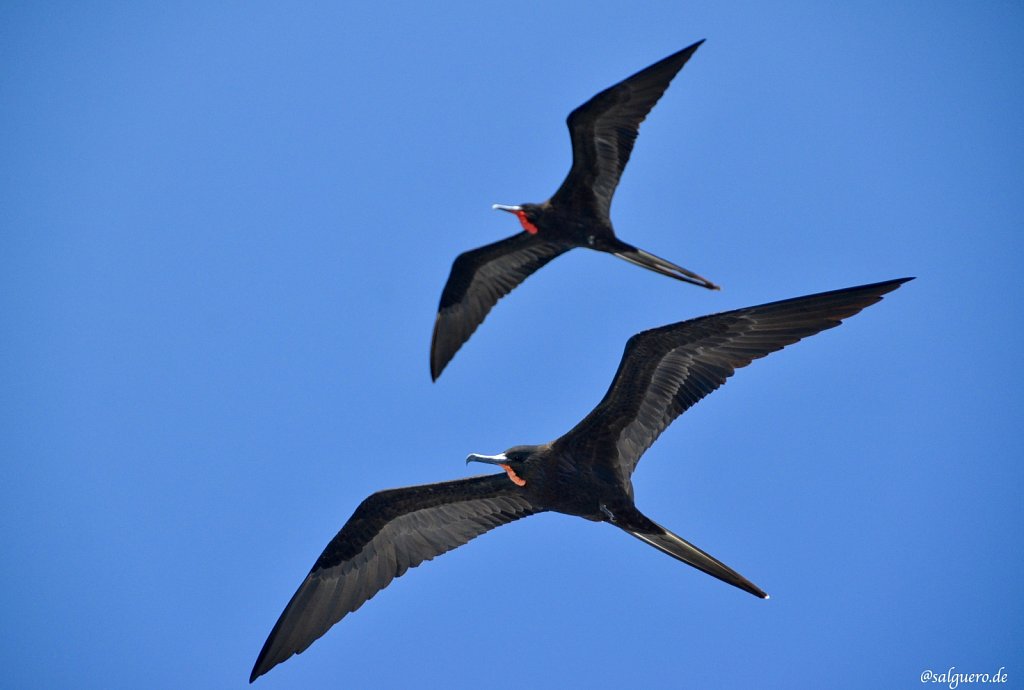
[431,40,718,380]
[251,278,912,682]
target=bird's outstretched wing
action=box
[551,40,704,219]
[251,475,538,682]
[553,278,912,484]
[431,233,569,379]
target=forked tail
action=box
[620,517,767,598]
[610,240,720,290]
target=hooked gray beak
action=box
[491,204,522,213]
[466,452,507,466]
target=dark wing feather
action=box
[553,278,912,484]
[431,233,569,379]
[251,475,538,681]
[551,40,704,219]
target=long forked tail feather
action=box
[622,519,768,599]
[611,244,720,290]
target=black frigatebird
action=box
[251,278,910,681]
[431,40,718,380]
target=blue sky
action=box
[2,2,1021,688]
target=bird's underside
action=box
[252,277,911,681]
[430,40,716,380]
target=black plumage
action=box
[431,40,718,380]
[251,278,911,681]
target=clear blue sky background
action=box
[2,3,1021,688]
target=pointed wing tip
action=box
[868,275,915,298]
[679,38,706,59]
[655,40,705,75]
[429,313,452,381]
[249,660,268,684]
[822,276,913,319]
[249,642,287,683]
[430,344,452,381]
[808,276,913,306]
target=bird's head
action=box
[466,444,540,487]
[492,203,541,235]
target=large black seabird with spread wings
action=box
[251,278,911,681]
[431,40,719,380]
